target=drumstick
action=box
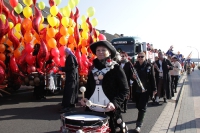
[86,100,107,108]
[79,86,86,99]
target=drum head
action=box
[62,111,109,127]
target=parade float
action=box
[0,0,106,96]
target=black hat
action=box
[90,40,116,58]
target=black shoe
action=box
[164,98,167,103]
[153,101,160,105]
[134,127,141,133]
[124,110,127,113]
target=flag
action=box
[187,51,192,59]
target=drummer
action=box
[80,41,129,132]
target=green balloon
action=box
[14,3,23,14]
[38,1,45,10]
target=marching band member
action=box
[80,41,129,133]
[154,52,173,104]
[170,55,182,94]
[132,52,157,133]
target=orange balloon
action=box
[81,47,87,54]
[24,32,33,43]
[1,36,7,43]
[0,53,6,61]
[22,18,32,31]
[48,38,57,48]
[14,49,21,58]
[0,44,6,52]
[68,43,74,50]
[47,27,56,38]
[46,34,51,42]
[60,26,68,36]
[6,39,13,47]
[68,35,74,44]
[34,32,40,41]
[33,39,39,45]
[59,36,68,45]
[81,39,88,47]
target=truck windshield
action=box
[113,44,134,56]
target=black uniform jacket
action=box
[132,61,157,93]
[85,58,130,109]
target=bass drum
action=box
[60,111,110,133]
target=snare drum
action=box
[60,111,110,133]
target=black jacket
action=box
[132,61,157,93]
[85,59,130,109]
[120,61,134,87]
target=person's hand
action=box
[106,102,115,111]
[80,98,88,106]
[133,73,137,79]
[153,90,157,96]
[167,65,170,69]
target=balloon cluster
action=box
[0,0,107,85]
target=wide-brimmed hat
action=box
[90,40,116,58]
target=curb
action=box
[167,79,185,133]
[149,74,186,133]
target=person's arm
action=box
[167,59,173,70]
[61,55,75,72]
[110,65,130,109]
[150,64,157,92]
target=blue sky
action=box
[37,0,200,58]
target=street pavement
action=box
[150,68,200,133]
[0,71,190,133]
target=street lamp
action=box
[187,46,199,66]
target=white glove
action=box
[80,98,88,106]
[106,102,115,111]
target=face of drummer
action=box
[137,52,146,64]
[96,46,111,60]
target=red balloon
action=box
[25,54,35,65]
[98,34,107,41]
[0,66,5,84]
[27,65,36,74]
[51,47,60,57]
[53,57,60,65]
[59,46,66,57]
[9,0,18,8]
[25,43,34,53]
[60,56,66,67]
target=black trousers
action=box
[171,75,179,92]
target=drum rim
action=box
[62,111,109,127]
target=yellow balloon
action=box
[14,3,23,14]
[69,18,74,27]
[68,27,74,35]
[41,16,44,23]
[15,23,21,32]
[39,24,44,31]
[91,18,98,27]
[74,0,80,6]
[38,1,45,10]
[61,17,69,27]
[69,0,75,9]
[56,18,60,28]
[9,22,14,29]
[63,6,71,17]
[0,14,6,24]
[23,0,33,6]
[55,0,62,5]
[82,31,88,39]
[14,31,21,39]
[87,7,95,17]
[23,6,32,18]
[81,15,87,22]
[50,5,59,16]
[48,16,57,27]
[81,22,88,30]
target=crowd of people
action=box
[48,40,194,133]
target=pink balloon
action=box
[25,43,34,53]
[98,34,107,40]
[60,56,66,67]
[53,57,60,65]
[59,46,66,57]
[51,47,60,57]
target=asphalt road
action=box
[0,77,180,133]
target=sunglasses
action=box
[138,56,144,58]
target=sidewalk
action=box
[150,70,200,133]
